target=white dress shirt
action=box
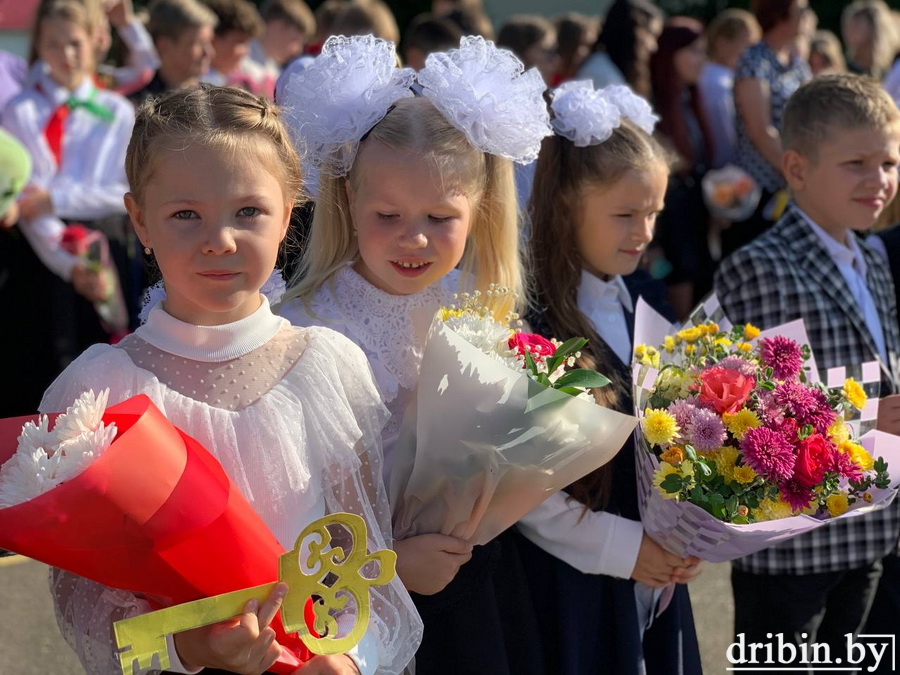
[797,207,888,364]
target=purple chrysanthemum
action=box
[755,390,785,426]
[795,388,837,435]
[685,407,727,451]
[779,479,816,513]
[741,427,796,482]
[667,399,699,441]
[830,448,864,482]
[717,355,758,378]
[759,336,804,381]
[772,381,817,419]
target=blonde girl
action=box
[40,85,421,675]
[514,81,703,675]
[278,35,550,675]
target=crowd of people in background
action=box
[2,1,900,674]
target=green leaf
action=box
[725,495,739,518]
[556,386,584,397]
[522,344,537,375]
[732,515,750,525]
[555,336,589,360]
[553,369,611,390]
[659,474,684,494]
[744,491,760,509]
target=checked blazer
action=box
[714,203,900,575]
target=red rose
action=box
[698,366,755,415]
[60,224,90,257]
[793,433,832,488]
[509,333,556,361]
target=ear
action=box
[782,149,809,192]
[124,192,150,249]
[280,200,293,242]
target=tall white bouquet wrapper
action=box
[390,314,637,546]
[631,297,900,562]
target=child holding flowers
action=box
[514,80,703,675]
[714,74,900,673]
[277,36,551,675]
[38,85,421,675]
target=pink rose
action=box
[793,433,832,488]
[698,366,755,415]
[509,333,556,361]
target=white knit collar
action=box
[136,296,286,362]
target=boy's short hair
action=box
[404,14,462,56]
[707,9,759,50]
[497,14,555,58]
[260,0,316,40]
[782,74,900,159]
[201,0,263,38]
[147,0,218,43]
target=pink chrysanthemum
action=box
[795,388,837,435]
[779,479,816,513]
[685,407,727,452]
[759,336,804,381]
[773,417,799,443]
[741,427,796,483]
[717,355,758,378]
[830,448,864,482]
[667,399,699,440]
[772,381,817,419]
[755,390,785,426]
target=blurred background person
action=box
[808,30,847,76]
[497,14,558,86]
[553,12,599,86]
[128,0,216,105]
[240,0,315,97]
[577,0,662,99]
[332,0,399,43]
[699,9,760,171]
[650,17,716,319]
[200,0,263,87]
[842,0,900,79]
[402,13,461,71]
[724,0,810,258]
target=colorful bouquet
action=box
[0,392,325,673]
[632,298,900,561]
[701,164,761,221]
[60,223,128,336]
[390,291,636,546]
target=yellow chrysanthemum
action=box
[752,496,794,522]
[640,348,661,368]
[713,445,739,482]
[634,344,647,358]
[826,493,849,518]
[737,342,753,353]
[843,378,867,411]
[677,327,703,343]
[828,420,851,446]
[715,337,733,348]
[664,335,676,353]
[643,408,680,446]
[733,465,757,484]
[841,440,875,471]
[653,461,681,499]
[722,408,762,440]
[661,446,685,466]
[685,344,697,356]
[439,308,465,321]
[743,324,760,340]
[707,322,720,334]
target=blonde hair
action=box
[125,85,302,206]
[782,74,900,160]
[809,30,847,74]
[527,121,669,510]
[706,9,760,55]
[842,0,900,79]
[286,95,522,318]
[29,0,96,65]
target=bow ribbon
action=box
[43,89,115,166]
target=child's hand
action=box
[71,265,108,302]
[394,533,473,595]
[18,186,52,220]
[0,202,18,228]
[876,394,900,436]
[631,534,700,588]
[293,654,361,674]
[173,582,287,674]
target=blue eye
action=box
[238,207,260,218]
[172,210,197,220]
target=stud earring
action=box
[144,246,152,255]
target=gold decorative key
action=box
[113,512,397,674]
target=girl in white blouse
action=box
[39,85,421,675]
[517,81,704,675]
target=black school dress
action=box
[515,271,703,675]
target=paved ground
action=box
[0,554,734,674]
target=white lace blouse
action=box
[40,296,422,675]
[278,265,462,475]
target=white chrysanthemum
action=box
[418,36,553,164]
[279,35,416,177]
[0,389,117,508]
[550,80,622,147]
[602,85,658,135]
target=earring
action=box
[144,246,152,255]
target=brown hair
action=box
[261,0,316,40]
[809,30,847,74]
[497,14,555,62]
[126,85,302,206]
[528,122,669,510]
[782,73,900,160]
[201,0,263,38]
[29,0,95,65]
[751,0,795,34]
[286,95,522,319]
[146,0,218,44]
[707,8,759,56]
[332,0,400,44]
